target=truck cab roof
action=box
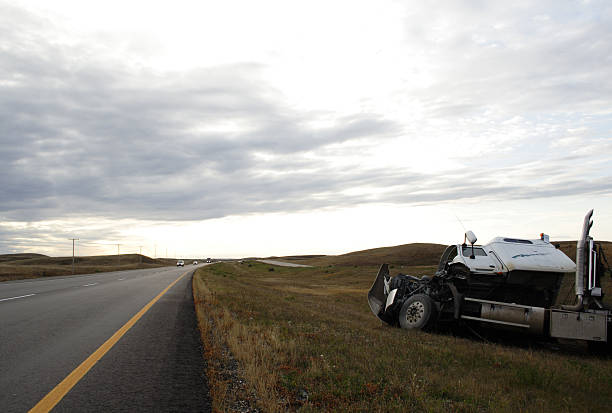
[486,237,576,273]
[439,237,576,275]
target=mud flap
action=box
[368,264,392,322]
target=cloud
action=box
[0,1,611,255]
[401,1,612,116]
[0,5,403,224]
[0,219,124,254]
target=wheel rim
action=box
[405,301,425,326]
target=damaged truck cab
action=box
[368,210,611,346]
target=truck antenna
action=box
[454,213,467,232]
[454,213,468,246]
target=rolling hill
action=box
[278,243,447,267]
[279,240,612,268]
[0,254,172,282]
[0,253,49,263]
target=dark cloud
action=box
[0,5,402,224]
[0,221,122,254]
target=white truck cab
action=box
[438,235,576,276]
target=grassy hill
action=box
[280,240,612,268]
[555,240,612,264]
[0,254,172,282]
[278,243,448,267]
[0,253,49,263]
[9,253,162,266]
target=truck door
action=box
[460,246,501,274]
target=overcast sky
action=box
[1,0,611,258]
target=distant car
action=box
[177,260,184,267]
[206,258,212,263]
[193,261,198,265]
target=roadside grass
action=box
[0,254,171,282]
[194,261,612,412]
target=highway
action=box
[0,265,211,412]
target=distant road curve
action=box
[257,259,312,268]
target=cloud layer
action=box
[1,1,611,254]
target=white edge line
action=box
[82,283,98,287]
[0,293,36,302]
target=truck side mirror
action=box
[465,231,477,259]
[465,231,477,245]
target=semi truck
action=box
[368,210,611,348]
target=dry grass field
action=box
[0,253,171,281]
[193,242,612,413]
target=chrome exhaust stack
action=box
[563,209,594,311]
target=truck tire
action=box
[399,294,437,330]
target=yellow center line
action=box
[29,269,193,413]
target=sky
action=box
[1,0,611,258]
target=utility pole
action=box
[166,247,168,258]
[116,244,121,266]
[68,238,79,274]
[154,244,157,258]
[138,246,143,264]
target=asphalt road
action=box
[257,259,312,268]
[0,265,211,412]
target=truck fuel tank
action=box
[461,298,546,335]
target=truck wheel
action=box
[399,294,437,330]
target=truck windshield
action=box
[461,246,487,257]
